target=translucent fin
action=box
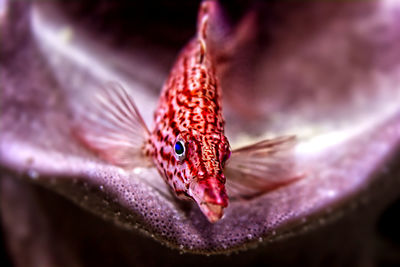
[196,0,258,64]
[73,82,151,169]
[133,167,174,200]
[224,136,301,199]
[197,1,209,64]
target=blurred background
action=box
[1,0,400,266]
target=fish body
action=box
[150,33,230,221]
[76,1,298,223]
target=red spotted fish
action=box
[76,1,298,223]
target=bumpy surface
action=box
[1,1,400,264]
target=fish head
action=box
[174,131,231,222]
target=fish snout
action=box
[199,203,224,223]
[190,178,229,223]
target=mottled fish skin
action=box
[76,0,299,223]
[148,8,231,222]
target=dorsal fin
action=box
[196,0,257,64]
[197,1,210,64]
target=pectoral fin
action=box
[224,136,302,199]
[73,82,151,168]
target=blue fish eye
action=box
[174,141,185,156]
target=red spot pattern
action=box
[150,38,230,207]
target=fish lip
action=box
[199,202,225,223]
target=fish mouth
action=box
[199,202,225,223]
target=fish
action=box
[74,0,299,223]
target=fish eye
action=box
[174,140,186,158]
[226,149,231,160]
[220,142,231,164]
[221,149,231,164]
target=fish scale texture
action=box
[1,0,400,260]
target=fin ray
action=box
[73,82,151,168]
[224,136,301,199]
